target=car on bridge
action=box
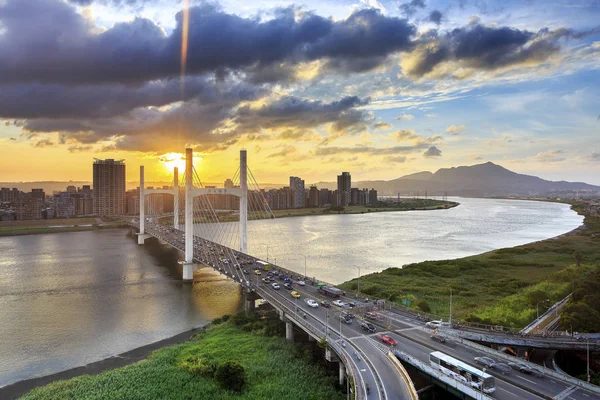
[262,278,270,284]
[491,362,512,375]
[339,315,353,324]
[430,334,446,343]
[305,299,319,308]
[254,270,261,275]
[291,291,301,298]
[271,283,281,290]
[361,322,376,333]
[332,300,346,307]
[297,280,305,286]
[364,312,379,320]
[507,362,543,377]
[376,334,397,346]
[474,356,496,368]
[320,300,331,308]
[284,283,293,290]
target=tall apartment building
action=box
[93,159,126,216]
[368,188,378,205]
[337,172,351,206]
[289,176,305,208]
[308,186,319,207]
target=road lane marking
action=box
[516,375,538,385]
[582,393,589,397]
[497,387,520,397]
[395,327,421,333]
[551,380,557,383]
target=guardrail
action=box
[521,294,572,334]
[352,339,387,400]
[438,331,600,396]
[392,350,494,400]
[386,351,419,400]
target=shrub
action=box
[179,354,219,377]
[215,360,246,392]
[415,299,431,313]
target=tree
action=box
[215,360,246,392]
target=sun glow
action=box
[159,152,187,173]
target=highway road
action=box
[134,221,599,400]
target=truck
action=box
[318,286,344,298]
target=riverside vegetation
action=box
[20,312,344,400]
[340,201,600,332]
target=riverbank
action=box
[0,217,127,237]
[12,313,344,400]
[0,326,206,400]
[339,201,600,329]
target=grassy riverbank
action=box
[339,202,600,329]
[19,314,344,400]
[0,217,125,237]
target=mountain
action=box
[313,162,600,197]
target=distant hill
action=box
[313,162,600,197]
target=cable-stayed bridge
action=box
[126,148,599,400]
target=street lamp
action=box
[587,339,591,383]
[536,299,550,320]
[293,253,307,278]
[356,266,361,299]
[266,245,269,262]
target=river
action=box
[0,197,583,387]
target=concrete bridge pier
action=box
[179,262,195,281]
[285,320,294,342]
[339,362,346,386]
[244,291,259,316]
[136,233,150,245]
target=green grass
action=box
[340,202,600,329]
[20,315,344,400]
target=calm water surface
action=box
[0,197,582,386]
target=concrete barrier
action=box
[386,351,419,400]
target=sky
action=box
[0,0,598,186]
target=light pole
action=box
[325,308,329,338]
[449,286,453,326]
[266,245,269,262]
[570,324,573,337]
[356,266,361,299]
[587,339,590,383]
[536,299,550,320]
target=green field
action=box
[339,202,600,330]
[20,314,344,400]
[0,217,126,237]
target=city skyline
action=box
[0,0,599,185]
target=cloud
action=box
[470,155,483,161]
[373,121,393,130]
[423,145,442,157]
[446,124,466,135]
[588,152,600,162]
[33,138,55,148]
[485,135,512,146]
[401,22,592,79]
[314,143,429,156]
[429,10,442,25]
[396,114,415,120]
[0,1,418,85]
[531,149,566,163]
[389,129,442,146]
[399,0,426,17]
[267,145,297,158]
[385,155,407,163]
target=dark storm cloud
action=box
[423,145,442,157]
[0,78,262,119]
[399,0,426,17]
[0,0,417,85]
[233,96,372,136]
[429,10,442,25]
[404,23,581,77]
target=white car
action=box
[426,320,444,328]
[271,283,281,290]
[333,300,346,307]
[306,299,319,308]
[297,281,306,286]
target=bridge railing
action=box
[392,349,494,400]
[438,331,600,396]
[520,293,572,334]
[386,351,420,400]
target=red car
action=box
[376,334,397,346]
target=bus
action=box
[318,286,343,298]
[256,260,271,271]
[429,351,495,394]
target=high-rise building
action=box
[289,176,305,208]
[337,172,351,206]
[308,186,319,207]
[93,158,126,216]
[350,188,359,205]
[319,188,330,207]
[369,188,378,205]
